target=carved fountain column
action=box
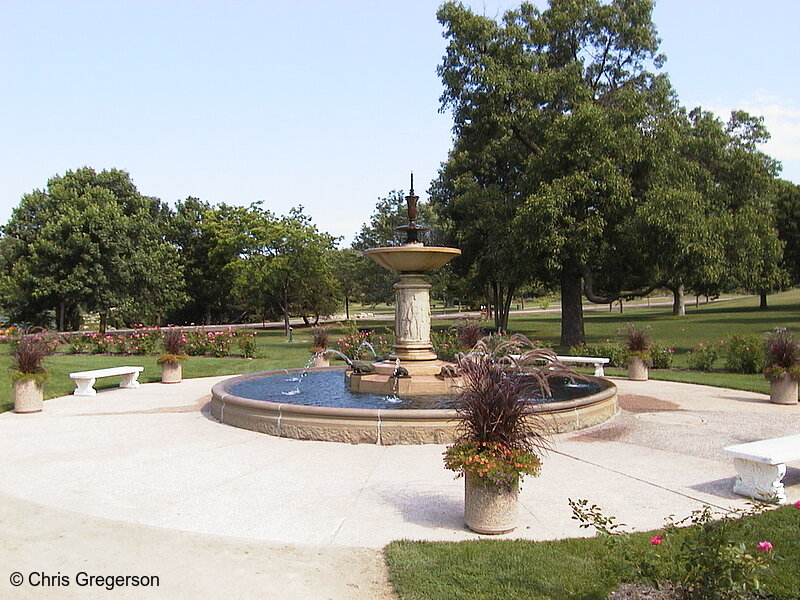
[391,273,437,361]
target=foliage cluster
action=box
[723,335,765,374]
[688,341,723,371]
[571,499,786,600]
[443,441,541,490]
[431,0,791,347]
[0,170,342,334]
[688,337,765,374]
[335,325,394,361]
[454,323,486,351]
[431,328,460,362]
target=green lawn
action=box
[385,506,800,600]
[5,290,796,411]
[0,327,328,412]
[431,289,800,360]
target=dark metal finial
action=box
[410,172,414,195]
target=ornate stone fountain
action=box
[347,175,462,395]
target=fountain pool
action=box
[210,368,617,445]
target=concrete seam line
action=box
[549,449,731,511]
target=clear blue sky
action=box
[2,1,798,244]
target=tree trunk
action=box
[99,312,108,335]
[670,284,686,316]
[345,295,350,320]
[284,311,291,337]
[760,291,768,310]
[58,301,66,332]
[560,265,585,348]
[491,281,515,333]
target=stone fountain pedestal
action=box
[347,268,463,396]
[351,177,462,396]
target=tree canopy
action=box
[0,167,185,331]
[433,0,787,344]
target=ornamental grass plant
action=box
[763,327,800,382]
[157,327,188,365]
[621,323,652,364]
[444,334,576,490]
[9,330,59,383]
[310,326,330,352]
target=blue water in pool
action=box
[228,369,601,411]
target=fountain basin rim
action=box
[211,367,616,421]
[363,246,461,273]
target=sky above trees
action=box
[1,0,798,243]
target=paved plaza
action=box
[1,375,798,599]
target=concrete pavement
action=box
[1,374,798,598]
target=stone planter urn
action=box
[13,378,44,413]
[627,356,649,381]
[769,373,798,405]
[161,362,182,384]
[311,353,330,368]
[464,472,519,534]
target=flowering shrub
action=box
[688,342,721,371]
[723,335,765,374]
[432,329,460,362]
[650,343,675,369]
[571,500,781,600]
[62,326,253,358]
[206,330,235,357]
[237,332,258,359]
[336,328,394,360]
[443,441,541,490]
[665,505,774,600]
[66,334,93,355]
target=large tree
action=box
[213,204,339,334]
[0,167,185,331]
[775,179,800,286]
[435,0,673,343]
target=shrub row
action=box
[688,335,765,374]
[62,326,259,359]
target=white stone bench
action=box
[69,366,144,396]
[723,434,800,503]
[556,355,610,377]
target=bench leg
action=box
[732,458,787,503]
[594,364,605,377]
[119,372,141,389]
[73,378,97,396]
